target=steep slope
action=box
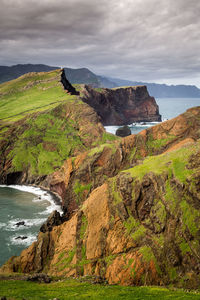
[1,107,200,289]
[0,69,115,185]
[45,107,200,215]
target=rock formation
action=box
[1,107,200,290]
[1,69,200,289]
[116,125,131,137]
[80,85,161,125]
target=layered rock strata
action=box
[80,85,161,125]
[1,107,200,289]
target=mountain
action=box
[64,67,100,87]
[107,77,200,98]
[1,64,200,97]
[0,64,58,84]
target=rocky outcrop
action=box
[60,69,79,95]
[116,125,131,137]
[46,107,200,215]
[1,107,200,289]
[80,85,161,125]
[0,101,107,185]
[2,138,200,288]
[1,69,200,289]
[40,211,62,233]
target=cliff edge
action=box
[80,85,161,125]
[1,107,200,290]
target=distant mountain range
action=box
[1,64,200,98]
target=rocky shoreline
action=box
[0,69,200,289]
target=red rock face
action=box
[81,85,161,125]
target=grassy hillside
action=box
[0,69,116,179]
[0,69,77,124]
[0,277,200,300]
[0,64,58,84]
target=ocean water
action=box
[0,185,62,266]
[0,98,200,267]
[105,97,200,135]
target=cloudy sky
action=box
[0,0,200,86]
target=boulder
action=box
[26,273,51,283]
[116,125,131,137]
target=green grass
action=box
[124,141,199,183]
[0,279,200,299]
[8,107,85,175]
[146,134,176,153]
[73,181,92,204]
[0,69,78,123]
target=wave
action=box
[0,184,62,215]
[104,121,162,135]
[9,233,37,246]
[0,218,47,232]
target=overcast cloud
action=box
[0,0,200,86]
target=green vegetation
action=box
[146,133,176,154]
[55,248,76,272]
[139,246,156,263]
[0,70,78,123]
[110,177,122,204]
[179,241,191,255]
[0,278,200,300]
[73,181,92,204]
[124,141,199,183]
[180,199,200,236]
[94,87,104,93]
[8,107,85,175]
[123,212,140,235]
[80,214,88,240]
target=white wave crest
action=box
[0,184,62,215]
[10,234,37,246]
[5,218,47,231]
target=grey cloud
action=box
[0,0,200,86]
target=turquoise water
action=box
[0,185,62,267]
[105,98,200,134]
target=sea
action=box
[0,185,62,266]
[105,97,200,135]
[0,97,200,267]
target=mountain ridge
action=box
[1,64,200,97]
[0,70,200,289]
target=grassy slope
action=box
[0,70,118,176]
[0,69,77,123]
[0,278,200,300]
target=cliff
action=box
[80,85,161,125]
[0,69,115,185]
[1,69,200,289]
[1,107,200,289]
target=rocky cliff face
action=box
[80,85,161,125]
[1,107,200,289]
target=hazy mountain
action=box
[0,64,58,84]
[64,67,100,87]
[1,64,200,97]
[107,77,200,98]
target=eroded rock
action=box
[116,126,131,137]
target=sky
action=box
[0,0,200,87]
